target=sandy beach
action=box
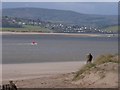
[2,61,85,84]
[1,31,103,37]
[1,31,118,38]
[2,60,118,88]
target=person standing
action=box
[86,53,93,64]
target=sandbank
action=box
[2,61,85,84]
[0,31,104,37]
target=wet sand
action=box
[2,61,85,84]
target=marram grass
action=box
[73,54,118,81]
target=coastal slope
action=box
[72,54,118,88]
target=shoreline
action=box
[2,61,85,84]
[0,31,117,37]
[0,31,118,38]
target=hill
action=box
[3,8,117,28]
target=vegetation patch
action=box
[73,54,118,81]
[2,25,52,33]
[73,63,96,80]
[103,25,119,33]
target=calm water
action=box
[2,34,118,64]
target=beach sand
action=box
[1,61,118,88]
[1,32,117,38]
[1,31,102,37]
[2,61,118,88]
[2,61,85,85]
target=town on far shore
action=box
[2,16,118,34]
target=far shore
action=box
[0,31,117,37]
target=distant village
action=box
[2,16,115,34]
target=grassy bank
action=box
[103,25,119,33]
[73,54,118,81]
[2,25,52,33]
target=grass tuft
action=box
[73,63,95,80]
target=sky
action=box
[2,2,118,15]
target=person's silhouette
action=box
[86,53,93,64]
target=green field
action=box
[103,25,119,33]
[2,25,52,33]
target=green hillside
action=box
[3,8,117,27]
[103,26,119,33]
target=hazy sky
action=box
[2,2,118,15]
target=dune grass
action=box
[73,54,118,80]
[94,54,118,65]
